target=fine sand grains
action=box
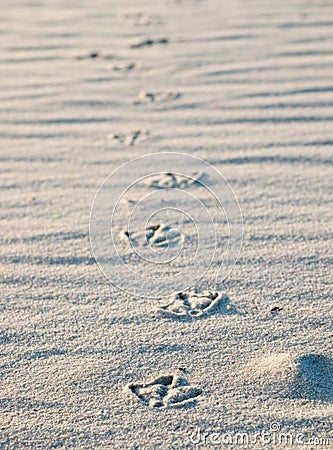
[1,0,332,448]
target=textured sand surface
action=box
[1,0,332,448]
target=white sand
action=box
[1,0,332,448]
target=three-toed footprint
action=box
[123,12,163,26]
[130,37,169,49]
[120,223,183,248]
[108,129,149,146]
[109,61,141,73]
[125,371,202,408]
[156,290,236,319]
[134,90,181,104]
[143,171,203,189]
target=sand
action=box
[1,0,332,448]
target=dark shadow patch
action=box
[290,354,333,402]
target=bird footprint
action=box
[131,38,169,49]
[108,129,149,146]
[156,290,236,319]
[120,223,182,248]
[124,12,162,26]
[134,90,181,104]
[143,171,203,189]
[126,371,202,408]
[109,61,141,73]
